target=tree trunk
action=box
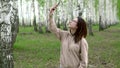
[21,0,25,26]
[88,19,94,36]
[63,19,68,30]
[57,18,60,28]
[37,4,43,33]
[38,24,43,33]
[0,0,18,68]
[77,4,82,17]
[99,16,104,31]
[45,18,50,33]
[45,0,50,33]
[99,0,106,31]
[32,0,38,32]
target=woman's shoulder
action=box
[81,38,87,42]
[58,29,69,40]
[80,38,88,46]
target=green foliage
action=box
[117,0,120,19]
[38,0,45,6]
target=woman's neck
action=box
[70,29,76,35]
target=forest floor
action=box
[14,23,120,68]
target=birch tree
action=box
[44,0,51,33]
[85,0,95,36]
[32,0,38,32]
[99,0,106,31]
[0,0,18,68]
[37,4,43,33]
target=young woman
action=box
[49,3,88,68]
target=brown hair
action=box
[74,17,87,43]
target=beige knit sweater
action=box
[49,17,88,68]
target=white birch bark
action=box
[99,0,106,31]
[0,0,18,68]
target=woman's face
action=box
[68,18,78,30]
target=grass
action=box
[14,27,60,68]
[14,24,120,68]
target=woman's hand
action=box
[49,2,60,16]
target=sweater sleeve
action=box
[79,39,88,68]
[48,15,65,40]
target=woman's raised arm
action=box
[48,3,64,40]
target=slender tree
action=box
[21,0,25,26]
[99,0,105,31]
[37,3,43,33]
[32,0,38,32]
[44,0,50,33]
[85,0,94,36]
